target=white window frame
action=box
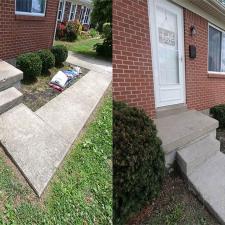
[57,0,66,22]
[83,8,91,24]
[69,3,77,21]
[15,0,47,17]
[79,6,86,24]
[208,23,225,74]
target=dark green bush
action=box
[65,21,78,42]
[51,45,68,66]
[37,49,55,73]
[95,40,112,58]
[113,101,165,224]
[16,53,42,81]
[210,104,225,128]
[95,22,112,58]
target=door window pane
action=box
[157,7,179,85]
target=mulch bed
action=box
[127,171,220,225]
[20,63,89,111]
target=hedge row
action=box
[16,45,68,82]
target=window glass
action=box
[84,8,91,24]
[58,1,64,21]
[16,0,46,15]
[79,6,86,23]
[208,25,222,72]
[69,4,77,21]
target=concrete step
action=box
[154,110,218,166]
[0,61,23,91]
[177,133,220,176]
[156,104,187,118]
[188,152,225,225]
[0,87,23,115]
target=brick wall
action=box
[0,0,59,60]
[113,0,155,117]
[63,1,71,22]
[184,9,225,111]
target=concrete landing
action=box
[0,104,70,196]
[0,61,23,91]
[188,152,225,225]
[155,110,218,154]
[36,70,111,144]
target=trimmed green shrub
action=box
[65,21,78,42]
[37,49,55,73]
[102,23,112,40]
[95,22,112,58]
[210,104,225,128]
[16,53,42,81]
[51,45,68,66]
[113,101,165,224]
[95,41,112,57]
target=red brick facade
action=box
[113,0,225,118]
[113,0,155,117]
[184,9,225,112]
[0,0,59,60]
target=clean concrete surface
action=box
[177,133,220,176]
[0,61,23,91]
[0,54,112,196]
[67,52,112,74]
[156,108,225,225]
[154,110,218,154]
[36,70,111,144]
[0,87,23,115]
[0,104,70,196]
[156,103,187,118]
[188,152,225,225]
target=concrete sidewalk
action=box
[0,54,112,196]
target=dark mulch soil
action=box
[127,171,220,225]
[21,64,89,111]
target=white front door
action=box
[149,0,185,108]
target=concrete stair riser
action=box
[164,130,217,168]
[0,61,23,92]
[177,132,220,176]
[156,110,225,224]
[0,87,23,115]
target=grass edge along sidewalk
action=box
[0,93,112,225]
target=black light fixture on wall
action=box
[190,25,197,36]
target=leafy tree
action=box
[91,0,112,32]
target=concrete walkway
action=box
[0,54,112,196]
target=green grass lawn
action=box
[55,38,104,58]
[0,93,112,225]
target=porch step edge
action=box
[0,87,23,115]
[177,134,220,176]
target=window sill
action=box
[208,72,225,78]
[15,15,46,21]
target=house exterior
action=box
[0,0,59,61]
[113,0,225,118]
[57,0,92,30]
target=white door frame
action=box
[148,0,186,108]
